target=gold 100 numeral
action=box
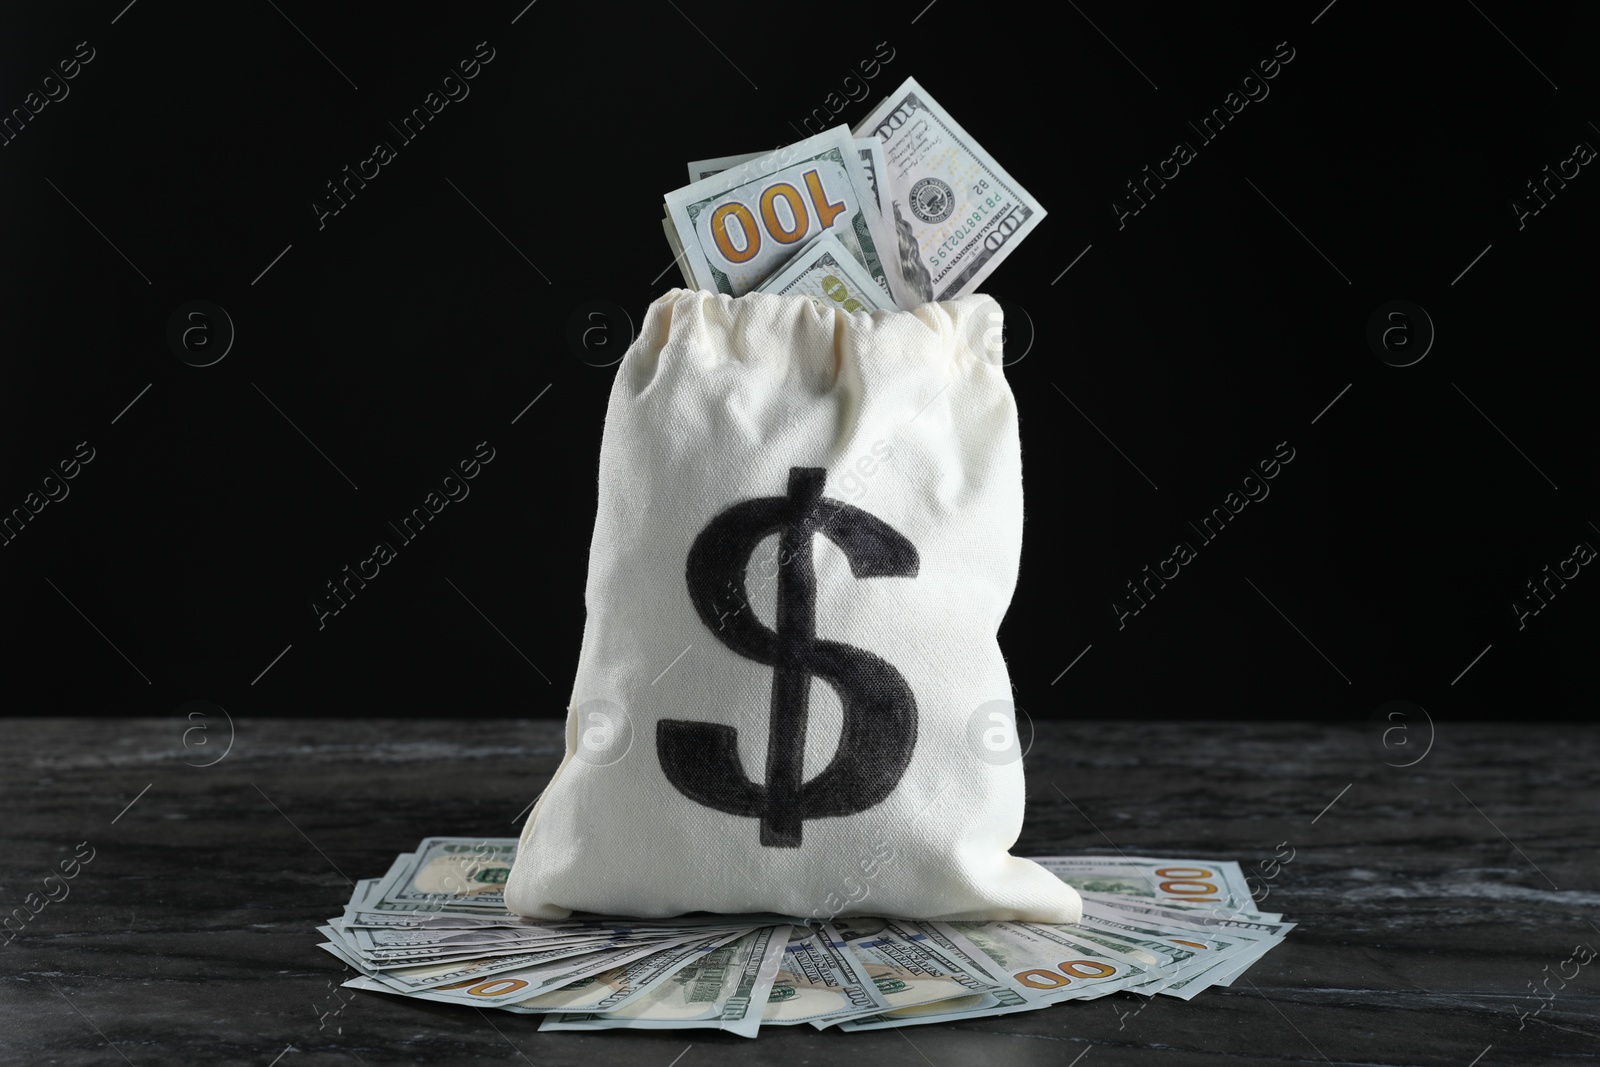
[710,170,847,264]
[457,977,528,997]
[1156,866,1219,901]
[1016,959,1118,989]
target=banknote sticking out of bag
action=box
[665,76,1047,313]
[506,75,1061,924]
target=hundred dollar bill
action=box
[856,138,889,217]
[540,925,790,1038]
[1204,938,1287,987]
[1160,936,1277,996]
[343,910,568,931]
[944,919,1151,1004]
[343,911,518,932]
[332,931,638,970]
[327,914,625,959]
[855,76,1046,303]
[321,924,687,986]
[343,909,736,938]
[1080,893,1295,993]
[341,961,557,1008]
[753,230,893,312]
[354,940,627,967]
[1072,902,1251,999]
[376,943,680,995]
[346,926,608,956]
[1134,941,1249,999]
[324,936,597,991]
[1049,916,1194,988]
[331,908,709,948]
[363,856,410,904]
[688,140,890,215]
[355,935,712,1007]
[817,918,1006,1023]
[501,930,749,1015]
[834,985,1032,1030]
[834,921,1046,1031]
[1027,855,1258,915]
[761,925,893,1026]
[371,838,519,912]
[1097,892,1279,923]
[664,126,903,304]
[1081,891,1296,941]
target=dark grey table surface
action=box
[2,717,1595,1066]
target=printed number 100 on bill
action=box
[692,162,855,292]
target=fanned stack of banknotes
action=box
[662,76,1046,312]
[317,838,1291,1036]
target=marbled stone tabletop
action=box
[2,717,1595,1066]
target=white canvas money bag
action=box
[505,287,1081,924]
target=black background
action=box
[2,1,1594,724]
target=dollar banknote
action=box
[688,139,890,215]
[347,936,623,969]
[854,76,1047,304]
[346,926,603,956]
[369,838,518,911]
[343,909,570,931]
[502,930,747,1015]
[323,926,685,986]
[328,941,603,995]
[1078,890,1294,942]
[342,954,589,1007]
[819,917,1014,1024]
[317,840,1290,1035]
[664,125,903,305]
[760,924,893,1026]
[363,938,707,1008]
[1077,892,1295,992]
[833,920,1046,1030]
[856,138,889,217]
[1071,899,1258,1000]
[944,918,1152,1003]
[540,925,790,1038]
[753,230,894,312]
[1031,855,1260,914]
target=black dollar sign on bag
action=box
[660,466,920,847]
